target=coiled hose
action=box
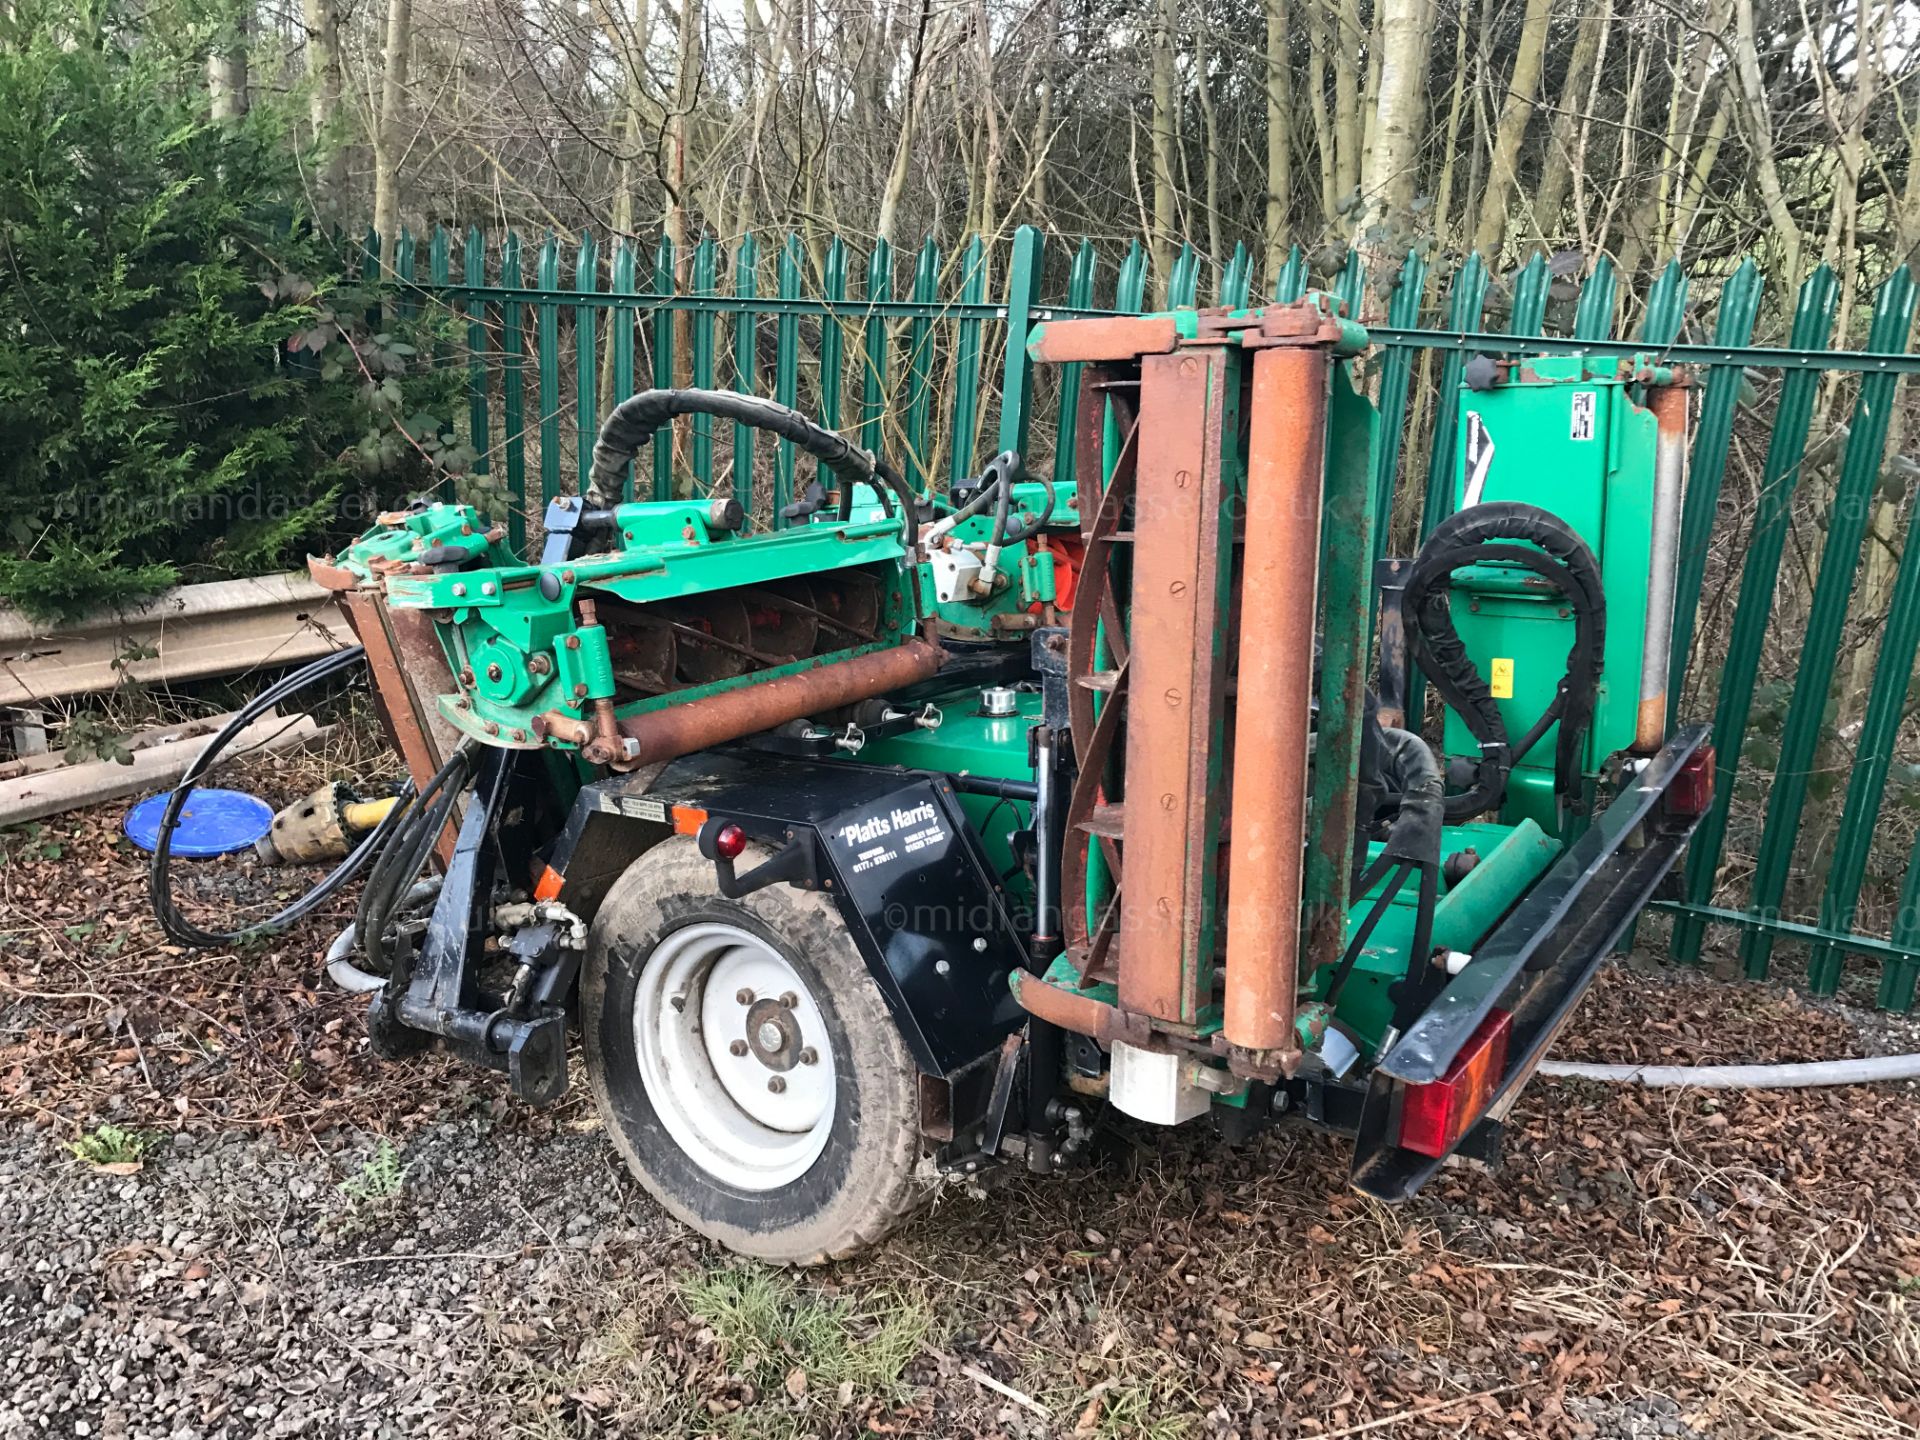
[1402,501,1605,820]
[149,645,420,948]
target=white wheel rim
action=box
[632,922,837,1191]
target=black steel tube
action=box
[948,774,1040,802]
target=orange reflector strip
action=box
[533,864,565,902]
[671,805,708,836]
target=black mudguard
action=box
[550,749,1032,1077]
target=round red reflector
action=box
[715,823,748,860]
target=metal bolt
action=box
[573,683,589,699]
[767,1076,787,1094]
[736,988,755,1005]
[511,729,527,742]
[798,1046,818,1065]
[565,636,581,650]
[779,992,798,1008]
[934,959,951,976]
[757,1022,783,1051]
[486,664,503,682]
[729,1039,749,1057]
[481,582,496,597]
[452,583,467,597]
[485,722,501,736]
[528,655,552,675]
[972,937,988,953]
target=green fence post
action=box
[1118,240,1148,313]
[859,238,891,462]
[1222,241,1251,307]
[947,234,989,486]
[904,237,940,496]
[1668,259,1764,721]
[690,234,718,492]
[650,237,675,501]
[610,239,637,499]
[818,235,848,434]
[574,232,598,498]
[1050,238,1098,493]
[427,225,449,350]
[1334,250,1363,318]
[732,234,760,518]
[1416,253,1490,540]
[1508,251,1549,336]
[394,228,416,321]
[1884,843,1920,1012]
[1639,258,1690,345]
[997,226,1046,457]
[1671,265,1841,965]
[1272,243,1305,303]
[1572,256,1617,341]
[1369,249,1431,578]
[1743,268,1918,985]
[772,234,803,522]
[500,231,528,554]
[463,227,491,490]
[1169,242,1199,308]
[535,235,561,509]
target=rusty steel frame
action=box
[1023,302,1353,1078]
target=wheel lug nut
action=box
[736,988,754,1005]
[779,992,798,1008]
[767,1076,787,1094]
[729,1039,748,1057]
[798,1047,818,1066]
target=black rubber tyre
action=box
[581,835,929,1264]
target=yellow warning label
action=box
[1490,657,1515,699]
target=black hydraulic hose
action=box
[354,743,472,976]
[587,388,920,549]
[150,645,405,948]
[1324,861,1412,1006]
[1402,502,1605,821]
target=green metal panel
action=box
[1883,841,1920,1012]
[574,232,598,498]
[610,240,637,500]
[1744,268,1917,984]
[1668,259,1763,718]
[464,228,491,489]
[904,237,940,496]
[394,229,416,321]
[1049,239,1098,494]
[651,237,675,501]
[732,234,760,519]
[1572,256,1616,342]
[947,235,988,486]
[500,232,528,554]
[536,236,561,508]
[996,226,1045,457]
[690,235,718,491]
[773,235,803,521]
[818,236,848,433]
[859,239,891,460]
[1672,265,1840,965]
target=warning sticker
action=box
[1570,391,1596,441]
[1490,657,1515,699]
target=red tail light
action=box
[1397,1009,1511,1158]
[1666,744,1716,817]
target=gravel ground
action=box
[3,796,1919,1438]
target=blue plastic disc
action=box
[125,788,274,858]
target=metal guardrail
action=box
[0,573,355,709]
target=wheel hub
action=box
[745,998,801,1070]
[631,922,836,1191]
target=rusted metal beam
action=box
[1221,343,1328,1070]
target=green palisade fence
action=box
[379,222,1920,1011]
